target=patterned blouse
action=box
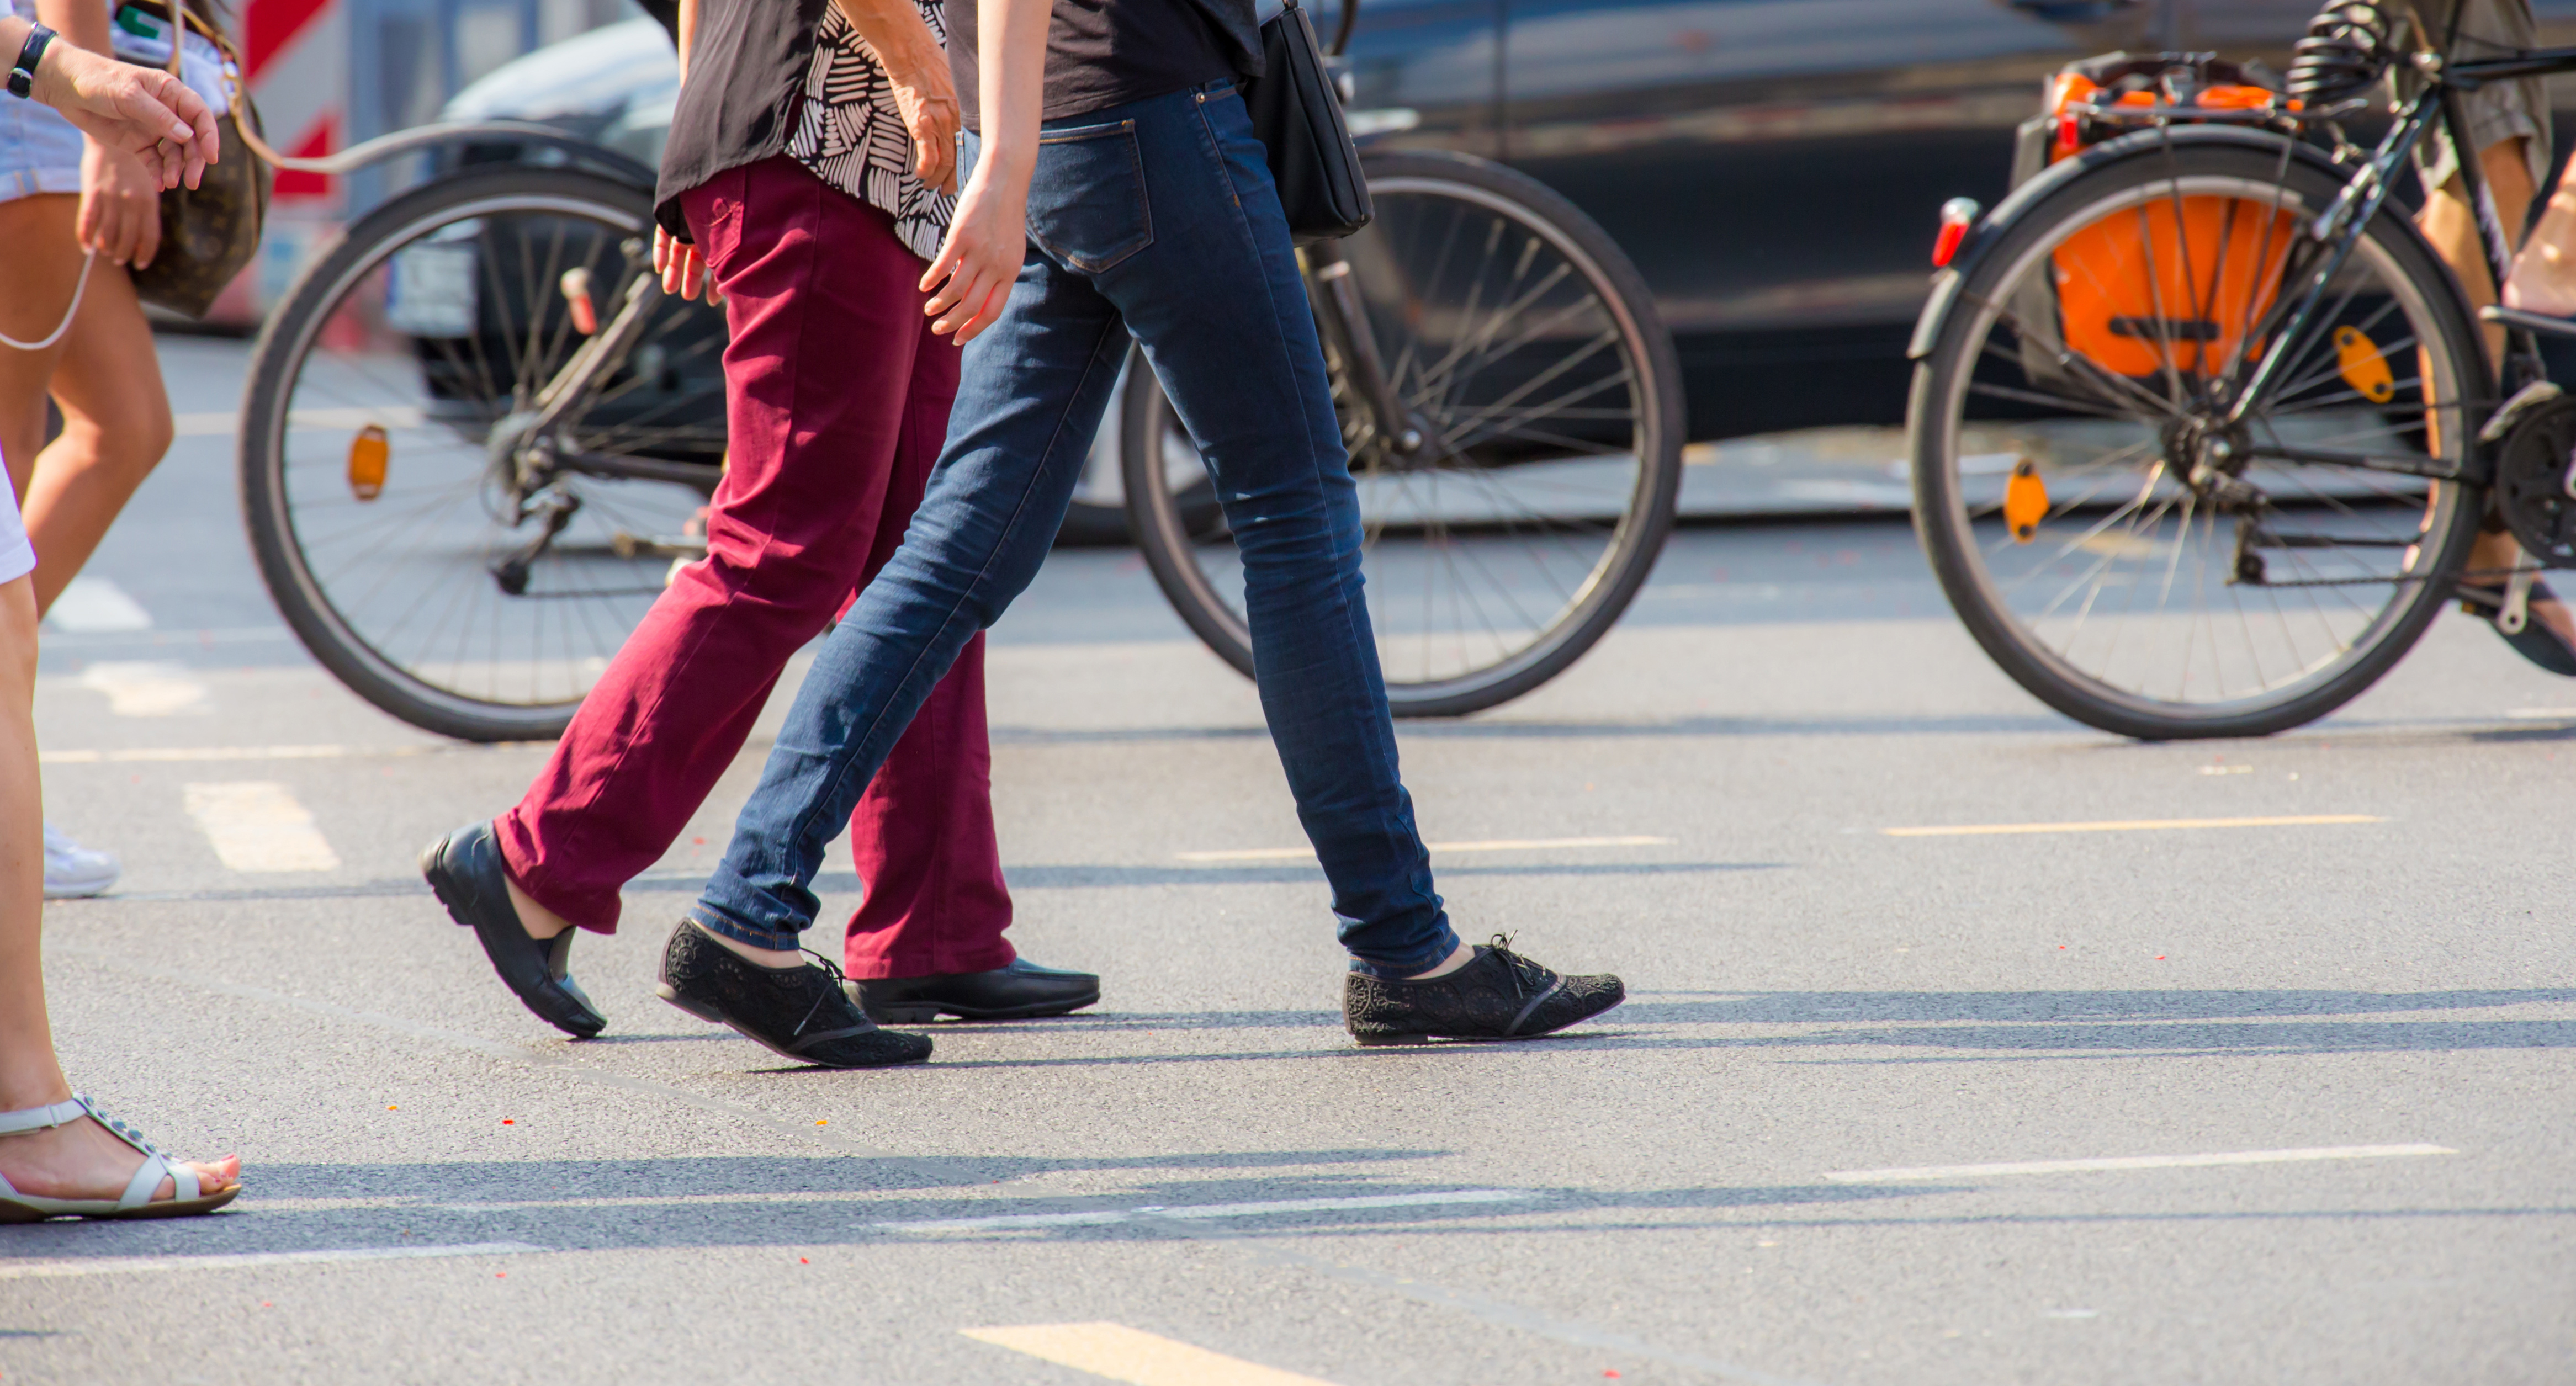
[786,0,956,263]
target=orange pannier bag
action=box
[2015,55,2301,380]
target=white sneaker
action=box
[43,824,120,899]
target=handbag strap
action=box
[139,0,322,174]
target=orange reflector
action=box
[2003,458,2047,543]
[560,267,598,336]
[347,424,388,502]
[2333,325,2394,404]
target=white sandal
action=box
[0,1094,240,1222]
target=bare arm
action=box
[829,0,957,189]
[5,16,217,183]
[919,0,1046,342]
[32,0,109,62]
[40,0,166,265]
[674,0,696,79]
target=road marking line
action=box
[77,661,208,716]
[2507,707,2576,720]
[39,625,295,649]
[43,744,448,765]
[1883,814,2381,837]
[1179,836,1671,863]
[881,1188,1537,1235]
[184,782,341,872]
[173,406,425,438]
[962,1323,1340,1386]
[1824,1143,2455,1183]
[0,1241,546,1280]
[44,576,152,633]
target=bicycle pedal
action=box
[2479,380,2566,445]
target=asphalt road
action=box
[4,334,2573,1385]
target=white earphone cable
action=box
[1,249,97,352]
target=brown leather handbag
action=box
[120,0,272,318]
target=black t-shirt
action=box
[949,0,1236,130]
[655,0,1264,239]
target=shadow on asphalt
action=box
[57,859,1789,905]
[0,1156,1924,1258]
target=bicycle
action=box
[239,137,729,741]
[1905,12,2576,740]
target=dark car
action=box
[439,1,2576,446]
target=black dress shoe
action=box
[1343,935,1624,1046]
[847,958,1101,1023]
[421,821,606,1039]
[657,921,932,1068]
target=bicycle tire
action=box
[1122,150,1684,717]
[1910,135,2488,740]
[241,165,714,742]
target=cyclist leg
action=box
[2389,1,2576,657]
[2404,0,2545,358]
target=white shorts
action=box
[0,482,31,587]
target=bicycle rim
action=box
[1916,152,2480,737]
[244,174,727,739]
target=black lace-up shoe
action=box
[849,958,1101,1023]
[1342,935,1625,1046]
[656,921,932,1068]
[420,821,606,1039]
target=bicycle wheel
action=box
[241,166,728,741]
[1911,135,2487,740]
[1123,151,1684,717]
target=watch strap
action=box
[6,22,55,100]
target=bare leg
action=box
[2416,138,2569,634]
[0,196,79,491]
[0,198,172,617]
[0,575,235,1202]
[2505,166,2576,316]
[2418,137,2535,370]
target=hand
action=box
[879,49,959,193]
[919,152,1027,344]
[78,139,163,268]
[33,44,218,190]
[653,226,722,303]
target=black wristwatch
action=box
[6,23,56,100]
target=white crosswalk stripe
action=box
[45,576,153,632]
[78,662,208,716]
[183,782,341,872]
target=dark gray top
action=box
[948,0,1249,130]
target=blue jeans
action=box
[692,81,1460,977]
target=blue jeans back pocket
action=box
[1027,119,1153,274]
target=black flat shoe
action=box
[421,822,606,1039]
[848,958,1101,1023]
[657,921,932,1068]
[1343,935,1624,1047]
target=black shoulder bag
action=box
[1244,0,1372,242]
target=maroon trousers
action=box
[496,156,1015,980]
